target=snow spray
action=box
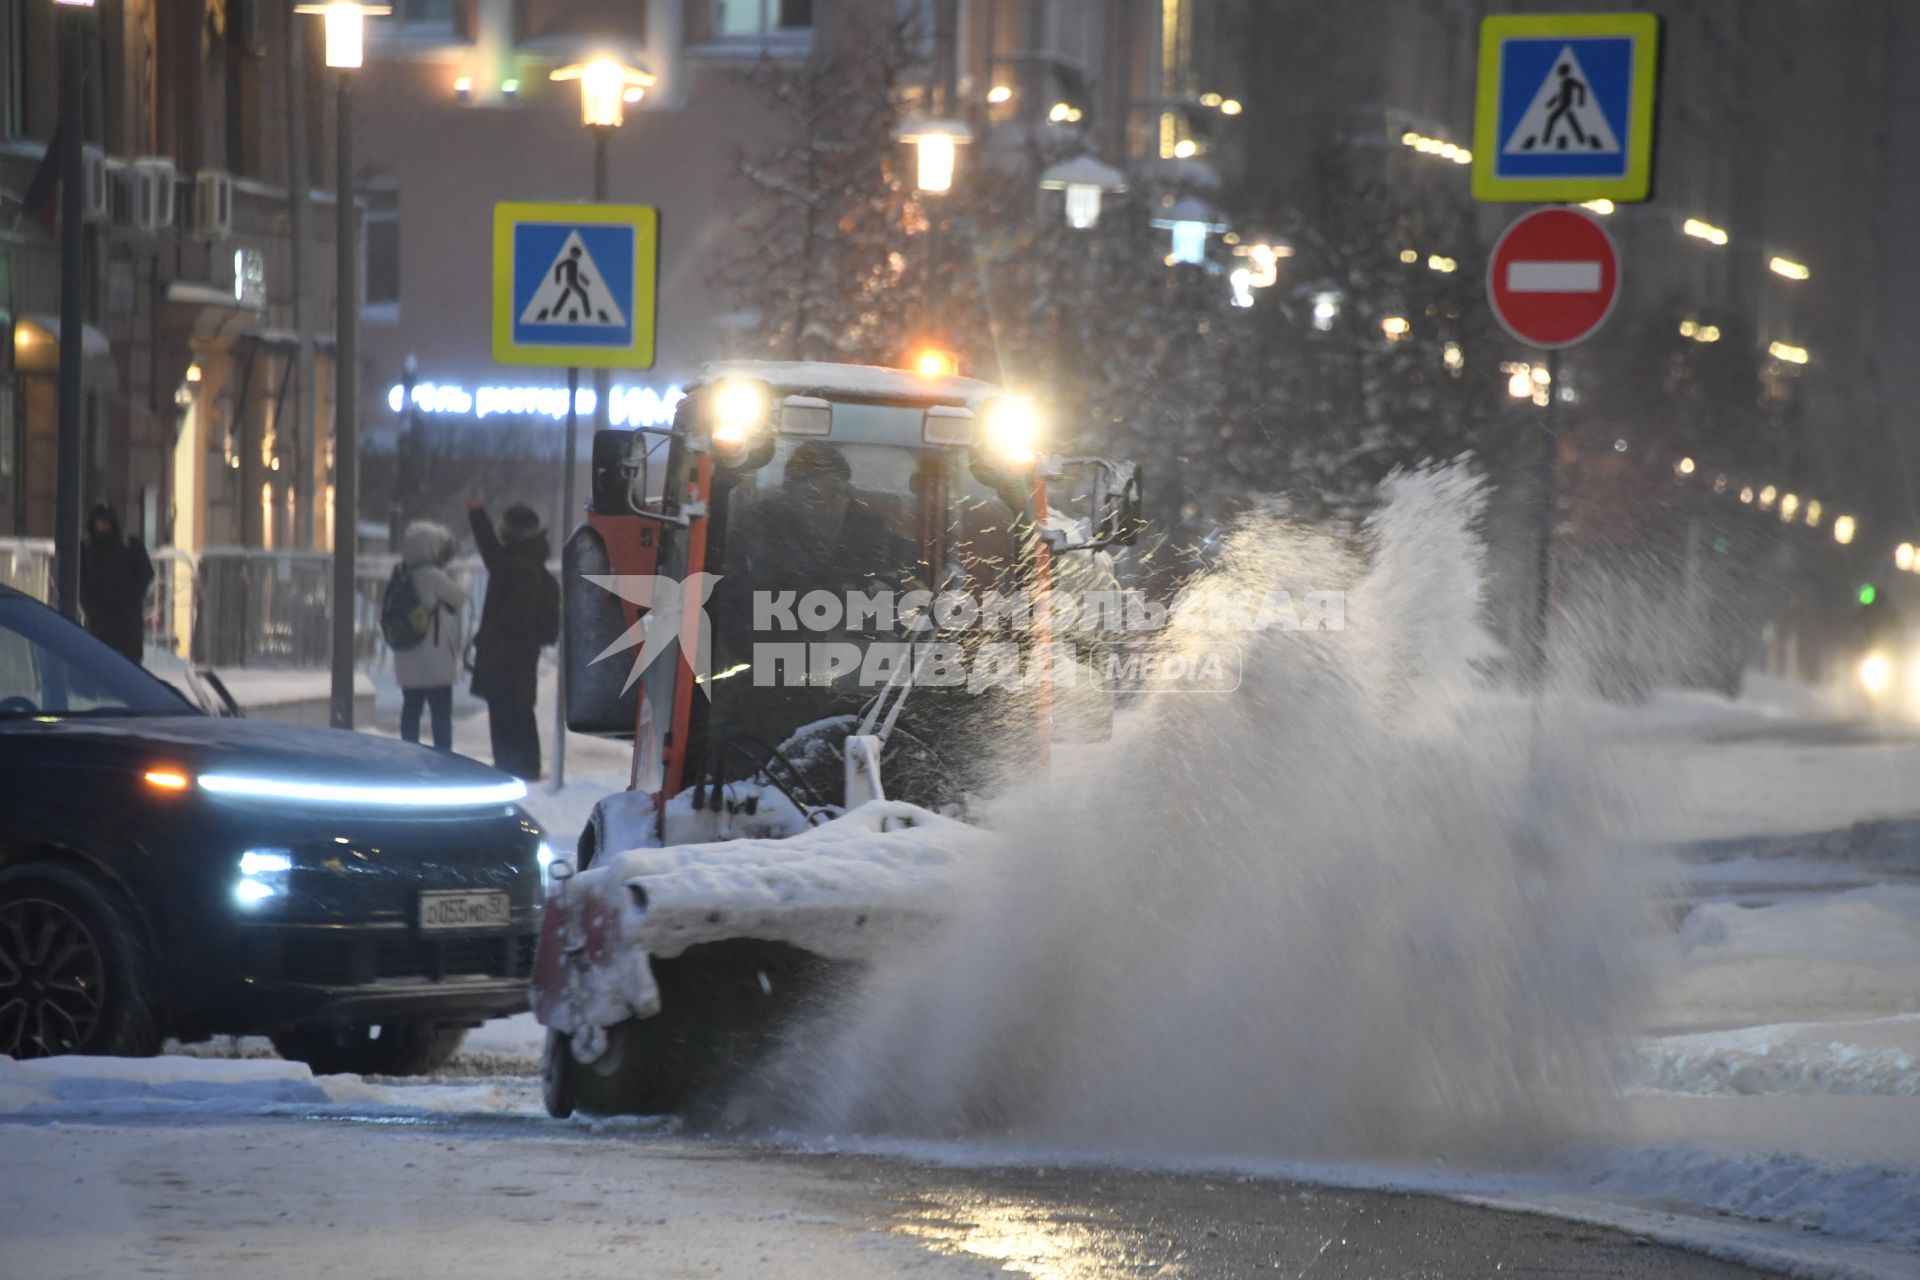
[761,464,1663,1161]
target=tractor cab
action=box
[562,359,1143,853]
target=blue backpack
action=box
[381,564,432,652]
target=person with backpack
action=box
[465,499,559,780]
[386,520,467,751]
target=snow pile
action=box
[1570,1143,1920,1249]
[0,1053,542,1118]
[775,466,1661,1160]
[1658,886,1920,1028]
[1679,885,1920,963]
[1638,1016,1920,1097]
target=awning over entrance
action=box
[11,314,118,391]
[164,280,265,346]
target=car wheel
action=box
[0,863,162,1060]
[270,1021,468,1076]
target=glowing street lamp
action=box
[1151,197,1227,266]
[294,1,389,69]
[1039,156,1128,230]
[550,57,656,129]
[895,118,973,195]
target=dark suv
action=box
[0,585,546,1075]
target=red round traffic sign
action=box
[1486,208,1621,349]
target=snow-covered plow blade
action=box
[534,801,988,1117]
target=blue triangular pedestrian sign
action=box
[519,230,627,328]
[1501,45,1621,156]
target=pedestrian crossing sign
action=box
[492,201,659,369]
[1472,12,1661,203]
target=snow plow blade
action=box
[534,800,989,1119]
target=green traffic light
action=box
[1859,584,1878,606]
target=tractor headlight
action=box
[710,379,772,449]
[979,396,1042,469]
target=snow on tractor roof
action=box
[693,360,1003,407]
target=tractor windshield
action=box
[695,404,1026,800]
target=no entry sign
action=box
[1486,207,1620,348]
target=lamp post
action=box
[51,0,95,621]
[895,118,971,334]
[550,55,654,429]
[296,1,387,731]
[547,55,653,791]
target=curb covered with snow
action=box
[0,1053,542,1119]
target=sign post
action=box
[492,201,658,788]
[1488,207,1622,683]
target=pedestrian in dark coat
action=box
[466,500,559,780]
[79,502,153,665]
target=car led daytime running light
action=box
[198,775,528,808]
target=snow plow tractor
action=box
[533,360,1143,1118]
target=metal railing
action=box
[0,538,494,673]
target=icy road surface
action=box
[0,1114,1787,1280]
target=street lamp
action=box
[50,0,95,620]
[896,118,971,340]
[550,57,655,130]
[1150,197,1227,266]
[295,1,387,730]
[896,117,972,195]
[1039,156,1128,231]
[544,54,654,791]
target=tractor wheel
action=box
[548,939,851,1119]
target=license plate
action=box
[418,890,510,931]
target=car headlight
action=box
[233,848,294,909]
[1858,650,1893,697]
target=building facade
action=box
[1,0,346,562]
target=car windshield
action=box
[0,598,196,720]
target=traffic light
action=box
[1859,583,1878,607]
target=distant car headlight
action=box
[1858,650,1894,698]
[233,848,294,909]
